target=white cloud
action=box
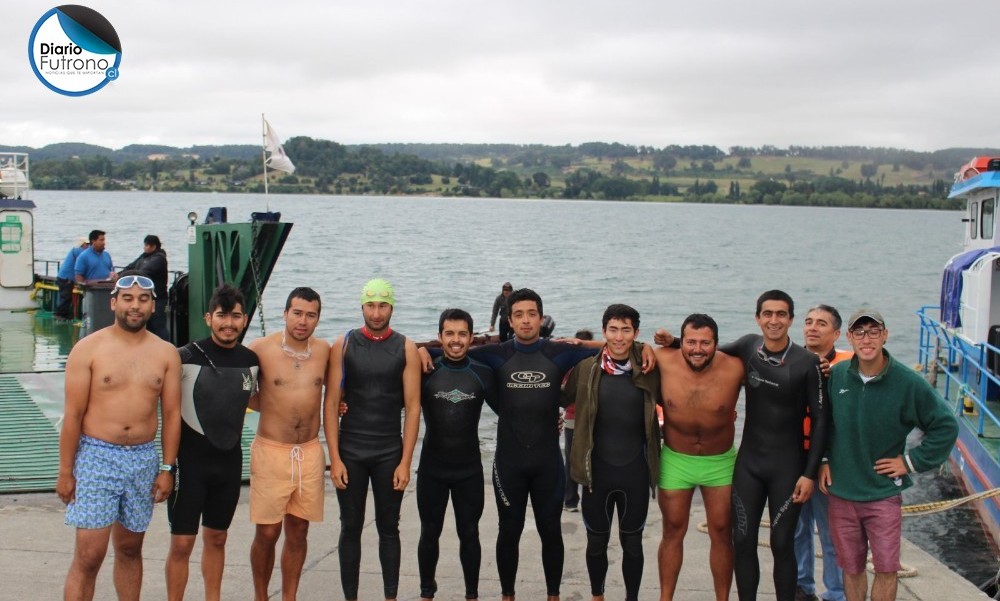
[3,0,1000,151]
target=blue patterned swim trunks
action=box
[65,435,159,532]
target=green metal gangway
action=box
[0,375,60,492]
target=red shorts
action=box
[828,493,902,574]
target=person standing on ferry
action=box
[325,278,422,601]
[247,287,329,601]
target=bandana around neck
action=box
[600,346,633,376]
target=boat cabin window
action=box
[983,198,995,240]
[970,201,979,239]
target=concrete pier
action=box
[0,484,988,600]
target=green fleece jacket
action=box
[562,343,661,495]
[826,349,958,502]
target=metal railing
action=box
[916,305,1000,461]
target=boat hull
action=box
[948,416,1000,546]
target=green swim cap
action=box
[361,278,395,306]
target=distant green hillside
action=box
[3,139,995,208]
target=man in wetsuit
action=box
[58,272,181,601]
[325,278,422,601]
[563,304,661,601]
[165,284,259,601]
[794,304,852,601]
[820,308,957,601]
[416,308,497,601]
[654,313,744,601]
[489,282,514,341]
[248,287,330,601]
[728,290,826,601]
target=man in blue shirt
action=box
[74,229,117,283]
[55,236,88,320]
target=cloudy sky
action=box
[4,0,1000,152]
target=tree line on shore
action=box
[5,139,995,209]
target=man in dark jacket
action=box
[125,234,169,340]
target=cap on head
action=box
[75,236,89,247]
[361,278,395,306]
[502,281,512,290]
[847,308,885,329]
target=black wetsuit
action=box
[168,338,259,534]
[467,339,596,597]
[581,367,650,601]
[722,334,826,601]
[338,329,408,600]
[417,355,497,600]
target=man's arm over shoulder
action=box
[718,333,756,358]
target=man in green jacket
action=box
[563,304,661,601]
[819,308,958,601]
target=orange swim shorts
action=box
[249,435,325,524]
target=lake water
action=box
[26,190,996,586]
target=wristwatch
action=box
[159,463,176,474]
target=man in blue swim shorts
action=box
[57,272,181,601]
[654,314,745,601]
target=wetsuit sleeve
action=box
[803,357,826,479]
[718,334,755,358]
[467,343,506,370]
[478,363,500,414]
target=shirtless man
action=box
[57,271,181,601]
[655,313,744,601]
[248,287,330,601]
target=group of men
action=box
[57,277,959,601]
[55,231,170,340]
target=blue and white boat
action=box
[916,156,1000,547]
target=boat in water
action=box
[0,152,29,200]
[0,152,293,493]
[915,156,1000,555]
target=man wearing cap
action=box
[489,282,514,341]
[325,278,421,601]
[75,229,117,283]
[57,269,181,601]
[55,235,89,320]
[820,309,957,601]
[247,287,330,601]
[124,234,169,340]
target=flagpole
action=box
[261,113,270,211]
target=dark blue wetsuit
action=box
[468,339,596,597]
[417,356,497,600]
[722,334,826,601]
[338,329,408,600]
[168,338,259,534]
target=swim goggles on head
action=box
[114,275,156,298]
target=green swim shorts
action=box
[658,445,737,490]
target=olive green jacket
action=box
[562,343,661,495]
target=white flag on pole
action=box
[263,119,296,174]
